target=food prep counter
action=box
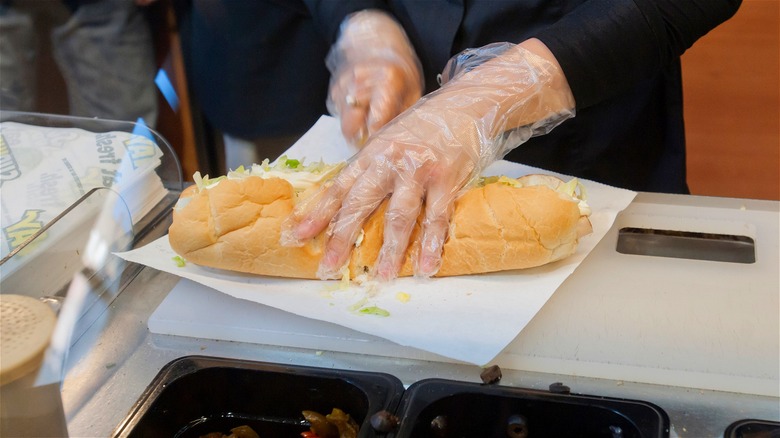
[59,192,779,438]
[2,112,777,437]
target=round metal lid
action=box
[0,294,56,386]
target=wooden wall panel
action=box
[682,0,780,200]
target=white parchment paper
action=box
[118,116,636,365]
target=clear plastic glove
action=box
[326,10,424,146]
[283,39,576,281]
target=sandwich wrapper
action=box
[118,116,636,365]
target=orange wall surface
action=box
[682,0,780,200]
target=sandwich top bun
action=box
[168,158,592,279]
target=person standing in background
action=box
[0,0,158,127]
[180,0,331,172]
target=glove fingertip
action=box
[416,253,442,278]
[353,126,368,146]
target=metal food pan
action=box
[113,355,404,438]
[114,356,671,437]
[389,379,670,438]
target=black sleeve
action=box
[534,0,741,109]
[301,0,391,44]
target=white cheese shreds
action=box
[478,174,590,216]
[192,156,345,192]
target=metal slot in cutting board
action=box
[149,193,780,396]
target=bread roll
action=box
[168,170,592,279]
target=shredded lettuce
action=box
[479,174,587,202]
[347,296,391,317]
[251,155,343,176]
[556,178,590,215]
[191,156,346,192]
[192,171,225,191]
[192,171,203,189]
[285,158,301,169]
[348,298,368,312]
[357,306,390,317]
[478,174,590,216]
[172,255,186,267]
[338,265,351,290]
[559,178,583,199]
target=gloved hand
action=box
[283,39,576,281]
[326,10,424,145]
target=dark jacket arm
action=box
[535,0,741,109]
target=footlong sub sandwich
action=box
[168,157,592,279]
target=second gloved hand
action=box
[326,10,424,146]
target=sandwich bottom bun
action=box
[168,174,592,279]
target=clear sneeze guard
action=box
[0,111,183,436]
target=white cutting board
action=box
[150,192,779,397]
[151,278,455,362]
[497,193,779,397]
